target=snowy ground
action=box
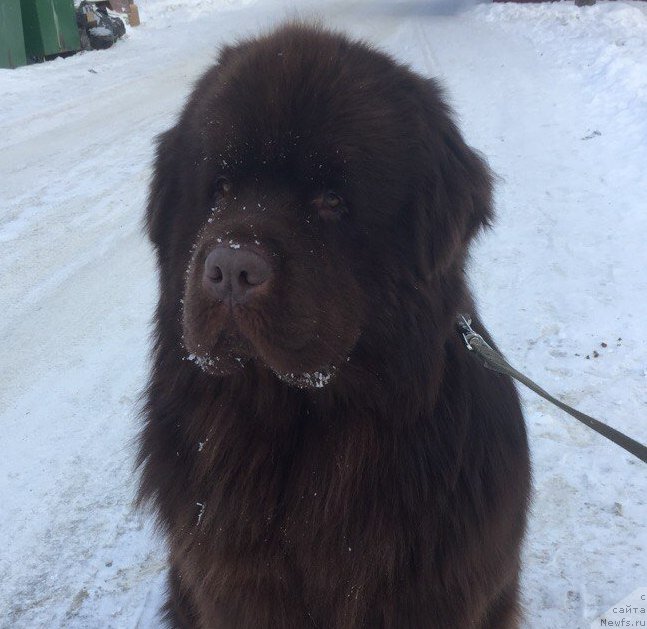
[1,0,646,627]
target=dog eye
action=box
[316,190,347,221]
[214,176,232,196]
[323,191,342,208]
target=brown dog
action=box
[138,23,531,628]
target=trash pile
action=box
[76,1,128,51]
[1,0,139,68]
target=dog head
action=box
[146,24,493,388]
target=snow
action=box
[1,0,645,627]
[89,26,115,37]
[276,367,337,389]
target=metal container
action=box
[0,0,27,68]
[21,0,81,60]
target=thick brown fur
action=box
[138,23,531,629]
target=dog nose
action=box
[202,245,272,303]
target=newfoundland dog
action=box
[138,23,531,629]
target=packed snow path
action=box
[1,1,645,627]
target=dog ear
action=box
[146,44,250,254]
[146,126,182,252]
[412,77,494,275]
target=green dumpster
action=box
[21,0,80,61]
[0,0,27,68]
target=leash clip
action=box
[457,313,478,351]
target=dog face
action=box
[147,25,493,388]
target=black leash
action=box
[456,314,647,464]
